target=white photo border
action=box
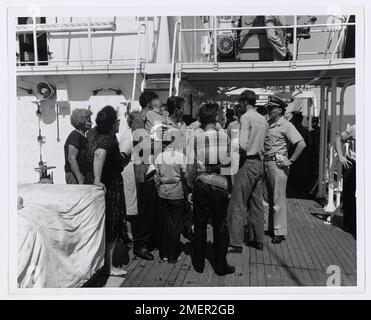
[3,0,367,299]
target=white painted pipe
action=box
[324,77,338,213]
[317,84,326,198]
[169,21,180,97]
[293,15,297,61]
[32,17,39,65]
[131,23,143,106]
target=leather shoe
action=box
[134,248,154,260]
[193,264,205,273]
[247,241,263,250]
[227,245,243,254]
[215,264,235,276]
[168,256,181,264]
[271,236,285,244]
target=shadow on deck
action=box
[86,198,357,287]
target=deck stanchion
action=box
[144,16,149,63]
[131,22,142,106]
[324,77,338,212]
[323,87,330,192]
[169,21,180,97]
[293,15,297,62]
[213,16,217,65]
[32,17,39,65]
[88,18,92,64]
[178,16,182,63]
[317,84,326,198]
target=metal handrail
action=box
[169,20,181,97]
[16,58,144,65]
[178,20,355,63]
[179,22,355,32]
[16,21,116,33]
[17,17,147,66]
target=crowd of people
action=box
[63,89,356,277]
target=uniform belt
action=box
[263,155,276,162]
[245,154,261,160]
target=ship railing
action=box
[16,16,148,67]
[172,16,355,65]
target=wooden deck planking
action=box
[164,252,188,287]
[89,198,356,287]
[172,254,193,287]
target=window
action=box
[18,17,48,66]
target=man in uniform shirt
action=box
[228,90,272,252]
[263,96,306,244]
[335,124,356,238]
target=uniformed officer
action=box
[263,96,306,243]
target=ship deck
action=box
[87,197,357,288]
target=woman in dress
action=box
[64,108,92,184]
[84,105,128,276]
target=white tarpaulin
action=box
[17,184,106,288]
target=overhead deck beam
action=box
[142,59,355,90]
[16,63,145,76]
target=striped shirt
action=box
[188,127,231,190]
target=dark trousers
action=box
[132,180,158,250]
[193,180,229,270]
[343,159,356,238]
[228,157,264,245]
[158,197,184,260]
[182,200,193,232]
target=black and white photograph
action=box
[2,1,369,299]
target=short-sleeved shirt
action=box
[340,124,356,160]
[189,120,223,136]
[84,127,125,184]
[265,117,303,157]
[162,118,187,150]
[189,128,231,190]
[145,109,166,131]
[64,129,87,174]
[239,108,271,157]
[155,148,187,200]
[227,120,240,137]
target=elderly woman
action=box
[64,108,92,184]
[84,106,128,276]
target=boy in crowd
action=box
[145,97,166,133]
[154,137,188,263]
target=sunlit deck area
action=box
[87,197,357,288]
